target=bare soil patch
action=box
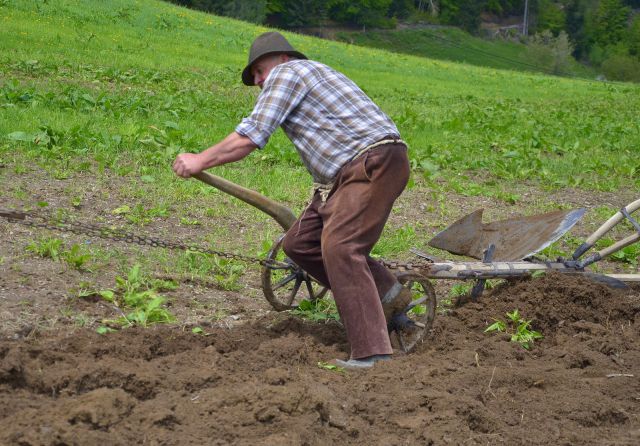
[1,273,639,445]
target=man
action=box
[173,31,412,369]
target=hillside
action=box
[335,25,596,78]
[163,0,640,83]
[2,0,638,197]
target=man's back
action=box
[237,59,400,183]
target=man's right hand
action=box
[172,153,205,178]
[172,132,257,179]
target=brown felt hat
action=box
[242,32,307,86]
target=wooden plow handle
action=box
[572,198,640,266]
[193,171,297,232]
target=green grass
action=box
[336,27,594,78]
[1,0,639,262]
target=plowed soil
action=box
[1,273,639,445]
[2,170,639,444]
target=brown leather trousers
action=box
[282,143,410,359]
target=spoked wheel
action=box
[389,272,437,353]
[261,235,330,311]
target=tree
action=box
[592,0,631,47]
[388,0,415,19]
[223,0,267,24]
[628,15,640,58]
[535,0,566,34]
[486,0,505,15]
[439,0,487,32]
[485,0,526,17]
[327,0,394,27]
[415,0,439,15]
[564,0,593,59]
[268,0,327,27]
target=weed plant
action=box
[95,264,176,329]
[291,298,340,322]
[599,237,639,267]
[26,237,63,261]
[26,237,92,270]
[317,362,345,373]
[61,243,92,270]
[485,309,543,349]
[172,250,245,291]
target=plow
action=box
[195,172,640,352]
[2,171,639,353]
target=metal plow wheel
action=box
[391,272,437,353]
[261,235,329,311]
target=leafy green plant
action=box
[95,264,175,328]
[531,270,546,278]
[70,196,82,208]
[112,203,169,225]
[61,243,92,270]
[450,282,473,298]
[180,217,201,226]
[211,257,244,291]
[291,298,340,322]
[485,309,543,350]
[405,281,432,316]
[317,361,345,373]
[26,237,63,261]
[27,238,92,270]
[610,245,639,267]
[598,237,639,266]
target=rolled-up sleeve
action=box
[235,65,308,149]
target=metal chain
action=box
[1,208,289,268]
[1,207,433,271]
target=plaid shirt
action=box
[235,60,401,184]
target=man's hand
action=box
[172,153,205,178]
[172,132,257,179]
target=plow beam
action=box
[193,171,297,231]
[419,261,639,284]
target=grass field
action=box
[336,26,596,78]
[1,0,639,273]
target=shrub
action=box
[628,15,640,57]
[601,53,640,82]
[526,30,574,75]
